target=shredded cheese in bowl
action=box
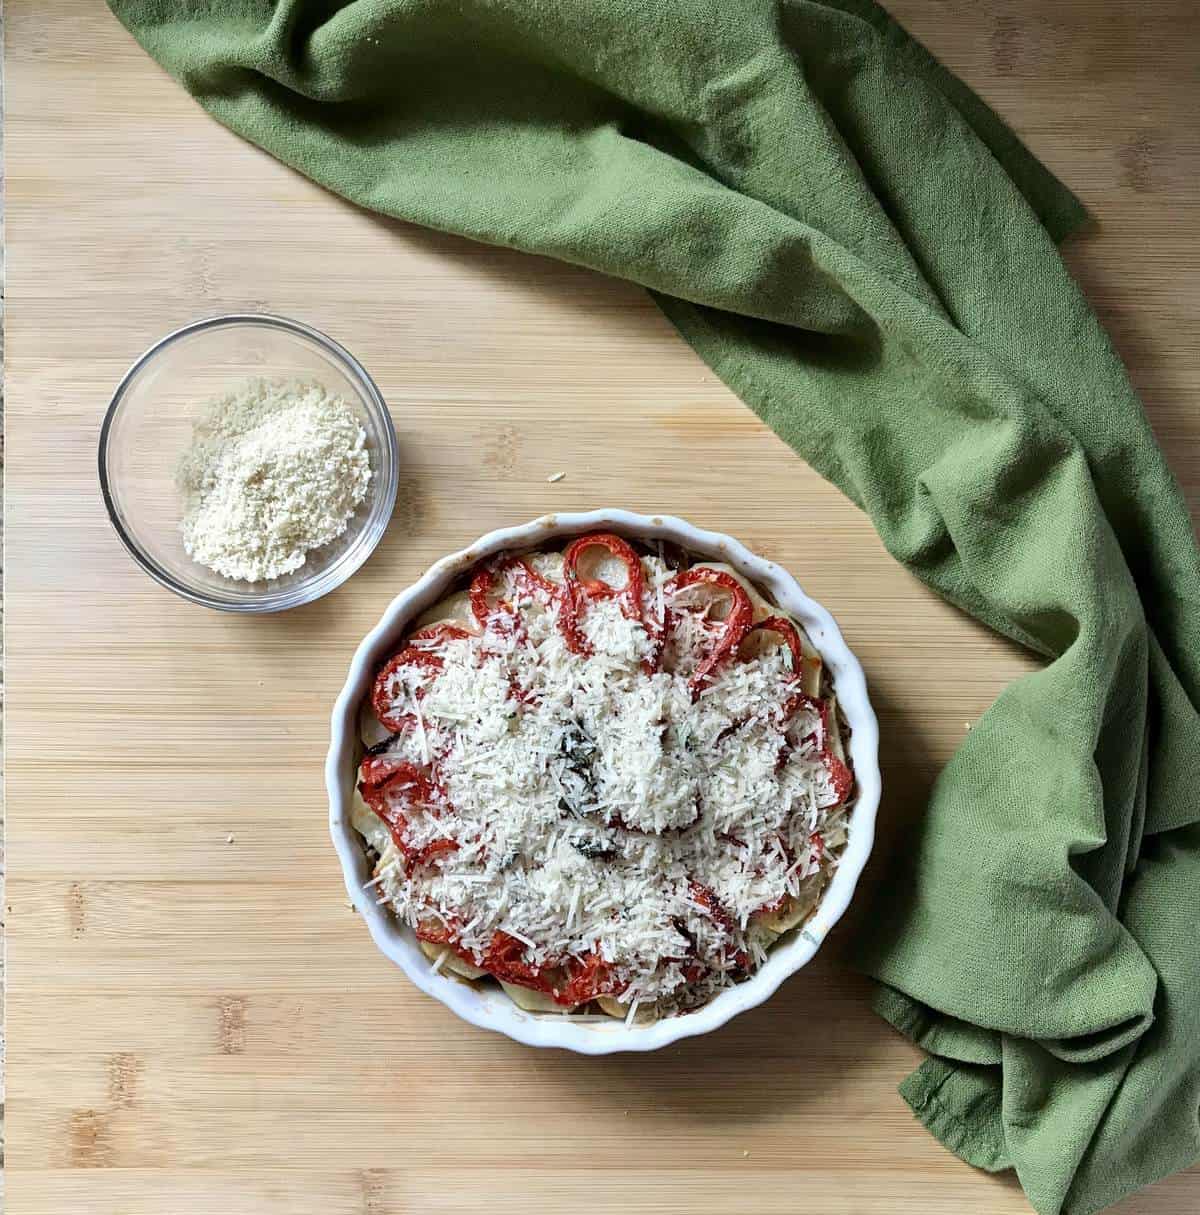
[352,534,855,1023]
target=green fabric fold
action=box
[106,1,1200,1211]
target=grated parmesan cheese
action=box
[359,550,852,1017]
[176,378,371,582]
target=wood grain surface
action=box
[5,2,1198,1212]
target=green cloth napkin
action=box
[107,1,1200,1210]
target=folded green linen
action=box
[107,1,1200,1210]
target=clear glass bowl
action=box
[99,314,398,612]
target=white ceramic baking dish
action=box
[327,509,880,1053]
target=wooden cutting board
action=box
[6,2,1198,1212]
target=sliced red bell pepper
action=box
[469,556,559,630]
[415,916,461,947]
[563,533,644,610]
[687,879,735,936]
[554,950,618,1005]
[417,923,616,1008]
[666,568,754,696]
[740,616,819,724]
[358,757,457,867]
[479,930,550,991]
[772,691,854,807]
[371,623,470,731]
[823,752,854,805]
[786,690,853,805]
[809,831,825,862]
[688,880,752,969]
[743,615,803,668]
[414,917,492,976]
[753,892,788,920]
[559,533,654,660]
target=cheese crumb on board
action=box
[176,379,371,582]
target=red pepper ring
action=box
[441,928,551,998]
[358,758,458,867]
[476,930,547,990]
[741,616,832,731]
[562,533,645,615]
[415,917,492,975]
[560,533,650,656]
[687,879,736,936]
[410,622,473,646]
[824,751,854,805]
[783,689,852,804]
[772,691,853,806]
[416,923,616,1008]
[559,533,665,673]
[359,755,423,792]
[688,881,749,972]
[415,917,459,947]
[741,615,804,669]
[754,892,788,919]
[370,623,471,731]
[739,615,809,720]
[555,950,618,1005]
[469,556,559,630]
[484,937,616,1007]
[665,568,754,696]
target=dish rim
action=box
[97,312,399,614]
[327,509,881,1053]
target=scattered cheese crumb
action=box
[176,378,371,583]
[743,1150,750,1158]
[225,834,235,844]
[547,471,566,483]
[965,721,972,731]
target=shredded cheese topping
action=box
[355,547,852,1018]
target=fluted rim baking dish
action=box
[327,510,880,1053]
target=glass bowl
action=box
[99,314,398,612]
